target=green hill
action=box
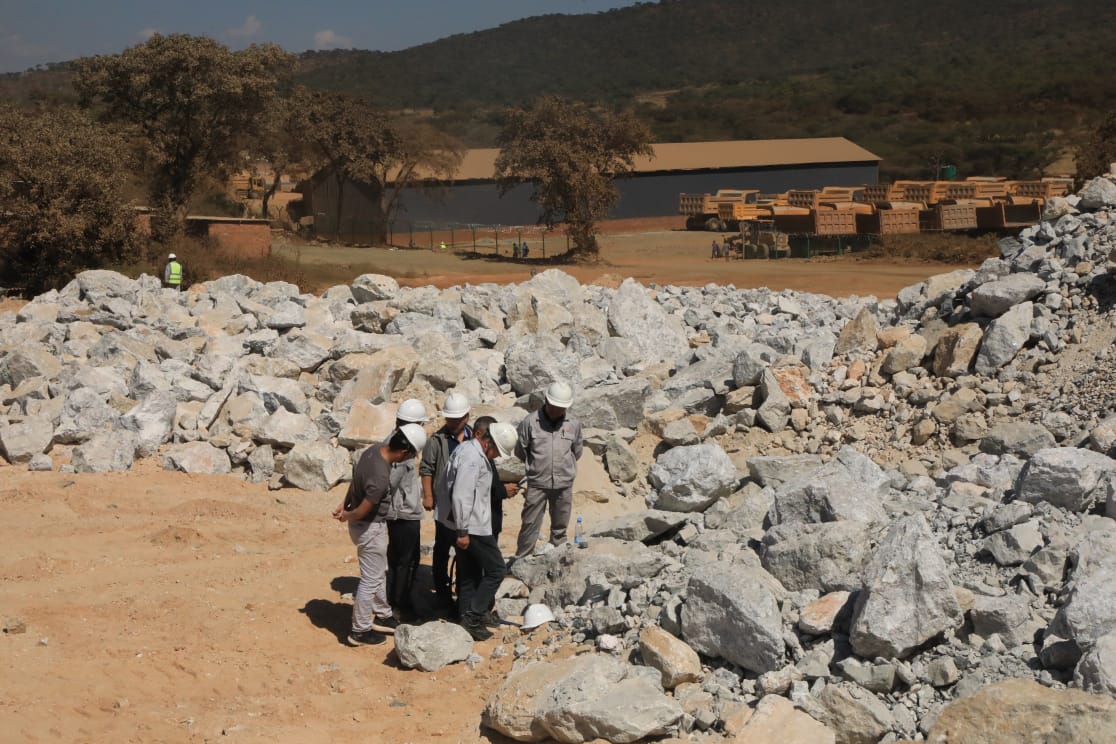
[4,0,1112,179]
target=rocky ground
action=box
[4,173,1116,742]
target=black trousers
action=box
[432,520,457,597]
[386,519,421,612]
[455,533,506,621]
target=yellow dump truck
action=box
[679,189,761,230]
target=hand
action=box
[422,494,434,511]
[456,535,470,550]
[332,503,344,521]
[503,482,519,499]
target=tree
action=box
[0,105,138,294]
[1076,111,1116,181]
[74,34,292,240]
[494,96,652,259]
[288,89,400,243]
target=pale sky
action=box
[0,0,643,73]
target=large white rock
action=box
[393,621,473,672]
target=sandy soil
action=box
[276,216,974,298]
[0,221,984,742]
[0,443,647,743]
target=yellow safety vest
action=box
[167,261,183,286]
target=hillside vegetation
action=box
[3,0,1114,179]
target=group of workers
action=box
[333,381,583,645]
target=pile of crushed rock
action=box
[4,172,1116,742]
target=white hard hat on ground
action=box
[168,253,177,259]
[545,381,574,408]
[441,392,471,418]
[399,423,428,453]
[396,398,429,423]
[521,603,555,630]
[487,421,518,458]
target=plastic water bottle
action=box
[574,516,585,547]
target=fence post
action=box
[428,226,434,250]
[471,225,477,254]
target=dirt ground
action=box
[0,221,986,742]
[274,216,977,298]
[1,454,644,744]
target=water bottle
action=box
[574,516,585,548]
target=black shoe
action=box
[461,615,493,641]
[372,615,400,634]
[346,629,387,646]
[482,611,502,628]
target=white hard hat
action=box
[396,398,429,423]
[399,423,427,453]
[487,421,518,458]
[441,392,470,419]
[168,253,177,259]
[521,603,555,630]
[545,381,574,408]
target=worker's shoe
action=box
[460,614,493,641]
[371,615,400,634]
[346,629,387,647]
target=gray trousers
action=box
[348,521,390,632]
[515,484,572,559]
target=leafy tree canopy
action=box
[494,96,652,259]
[0,105,138,294]
[73,34,293,239]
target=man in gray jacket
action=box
[513,381,584,561]
[448,422,518,641]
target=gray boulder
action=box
[283,441,351,491]
[1079,176,1116,210]
[537,655,682,744]
[769,448,889,526]
[72,431,138,473]
[970,273,1046,317]
[394,621,474,672]
[119,391,177,457]
[0,417,54,463]
[162,442,232,475]
[647,442,738,512]
[350,273,399,302]
[1075,631,1116,695]
[682,562,785,674]
[607,279,689,367]
[511,539,668,608]
[761,520,877,593]
[979,422,1056,458]
[974,301,1033,375]
[849,514,963,659]
[1017,447,1116,512]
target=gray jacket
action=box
[447,438,493,536]
[385,457,423,521]
[420,427,471,525]
[515,408,583,490]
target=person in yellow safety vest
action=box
[439,240,447,251]
[164,253,183,290]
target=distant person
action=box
[513,381,583,561]
[333,424,427,646]
[164,253,183,290]
[439,240,447,251]
[521,242,530,259]
[512,241,520,259]
[711,239,720,259]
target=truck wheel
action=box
[705,217,723,231]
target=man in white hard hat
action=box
[333,423,427,646]
[419,392,472,612]
[513,380,584,561]
[164,252,183,290]
[383,399,428,624]
[446,420,518,641]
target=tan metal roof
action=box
[436,137,880,183]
